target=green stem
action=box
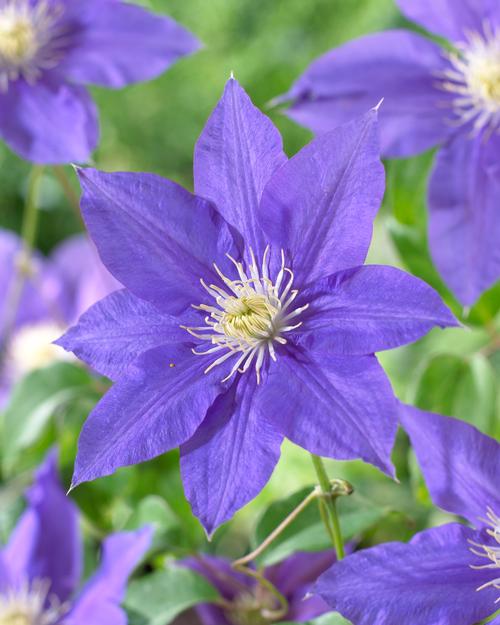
[1,166,44,357]
[52,166,82,224]
[310,454,346,560]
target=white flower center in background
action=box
[0,0,66,92]
[469,507,500,603]
[0,579,66,625]
[183,248,308,383]
[7,321,72,378]
[440,22,500,135]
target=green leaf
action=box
[124,565,220,625]
[1,362,95,473]
[413,353,498,435]
[253,487,386,567]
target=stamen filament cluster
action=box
[0,578,67,625]
[0,0,68,92]
[438,21,500,135]
[183,247,308,383]
[469,507,500,602]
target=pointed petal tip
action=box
[203,525,215,542]
[374,97,384,112]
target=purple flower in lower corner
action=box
[184,551,336,624]
[314,404,500,625]
[57,77,457,534]
[0,0,200,164]
[0,451,152,625]
[282,1,500,306]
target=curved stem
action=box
[1,165,44,357]
[233,564,289,621]
[233,488,318,568]
[52,166,82,224]
[310,454,347,560]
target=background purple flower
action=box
[0,228,119,404]
[282,0,500,306]
[314,404,500,625]
[57,77,457,535]
[0,450,152,625]
[0,0,200,164]
[183,551,336,624]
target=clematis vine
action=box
[282,0,500,306]
[57,77,457,534]
[315,404,500,625]
[0,228,119,404]
[0,0,200,164]
[183,551,337,624]
[0,450,152,625]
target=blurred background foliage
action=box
[0,1,499,624]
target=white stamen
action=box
[438,21,500,135]
[0,0,69,92]
[469,507,500,603]
[7,321,73,378]
[183,247,308,383]
[0,578,68,625]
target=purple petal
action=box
[72,345,224,488]
[267,551,337,621]
[56,289,185,380]
[0,553,11,592]
[315,523,496,625]
[66,527,152,625]
[0,228,64,334]
[1,510,38,588]
[77,168,241,315]
[4,451,81,601]
[194,77,287,253]
[60,0,200,88]
[50,234,121,324]
[285,30,453,158]
[428,133,500,306]
[259,110,384,287]
[0,77,98,164]
[399,403,500,526]
[396,0,499,42]
[257,349,397,476]
[181,374,283,535]
[295,266,458,356]
[182,555,250,600]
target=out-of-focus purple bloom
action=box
[57,78,458,534]
[0,228,119,404]
[315,404,500,625]
[0,0,200,164]
[283,2,500,306]
[0,450,152,625]
[183,551,336,624]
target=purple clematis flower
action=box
[0,450,152,625]
[0,0,200,164]
[315,404,500,625]
[0,228,119,404]
[183,551,337,624]
[282,1,500,306]
[56,78,457,534]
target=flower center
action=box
[7,321,72,378]
[0,579,67,625]
[440,22,500,134]
[0,16,37,64]
[469,507,500,604]
[183,247,308,384]
[0,1,66,92]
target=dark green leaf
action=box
[124,565,220,625]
